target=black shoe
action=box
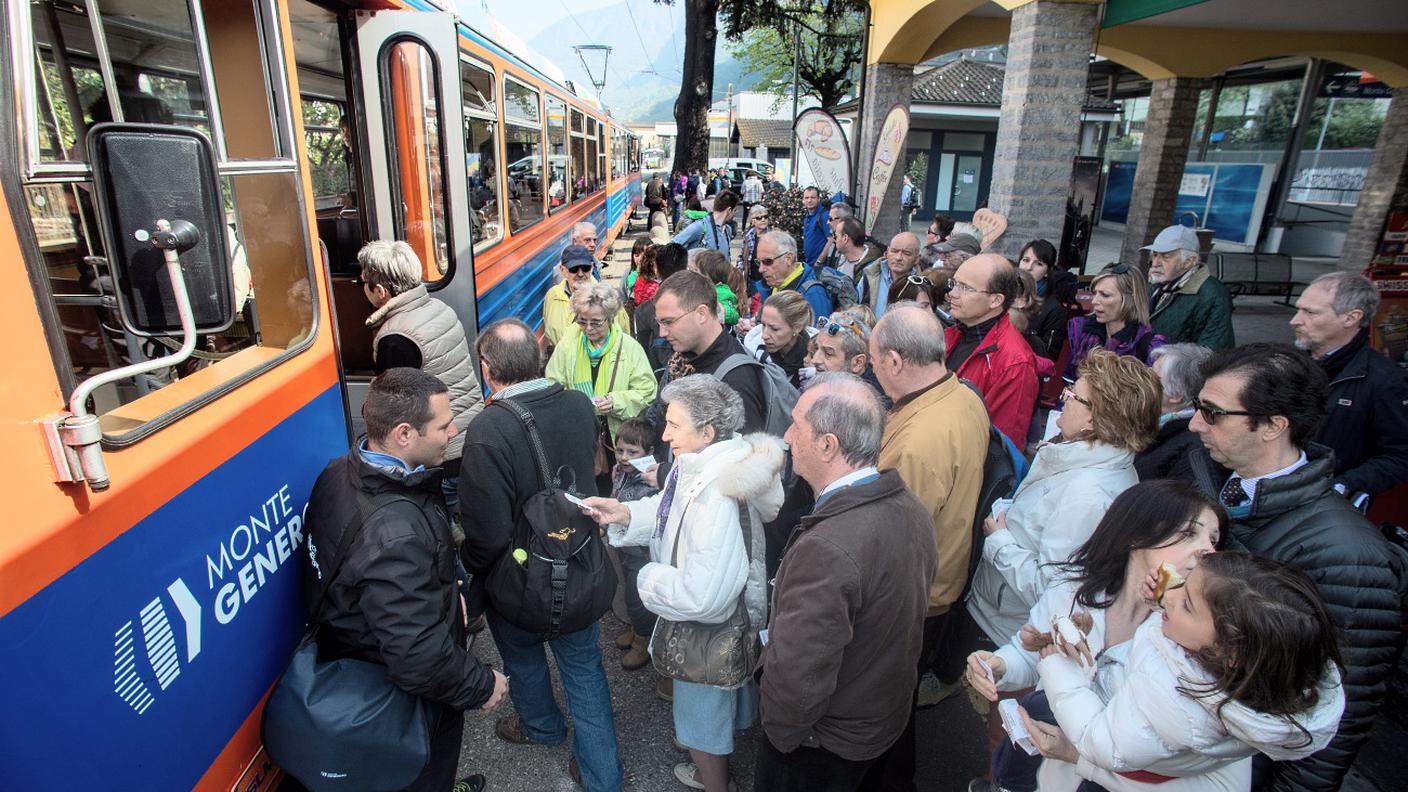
[452,775,487,792]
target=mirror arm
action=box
[47,220,200,492]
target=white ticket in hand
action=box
[563,492,588,508]
[627,455,657,473]
[998,698,1040,756]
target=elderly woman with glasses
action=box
[1064,262,1166,379]
[545,283,658,483]
[1135,343,1222,482]
[738,204,770,292]
[583,374,784,792]
[967,348,1162,648]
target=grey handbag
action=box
[649,499,758,688]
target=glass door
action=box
[928,132,990,221]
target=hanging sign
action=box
[794,108,852,199]
[864,103,910,236]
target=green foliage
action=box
[1198,81,1388,151]
[301,99,351,199]
[726,4,866,109]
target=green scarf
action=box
[571,327,617,397]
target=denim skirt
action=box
[672,678,758,755]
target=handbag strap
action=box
[668,498,753,595]
[493,398,553,493]
[605,335,624,394]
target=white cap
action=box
[1142,225,1200,253]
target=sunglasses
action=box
[758,253,792,268]
[1191,397,1255,425]
[817,314,868,339]
[906,273,928,286]
[1104,263,1132,275]
[1060,386,1091,407]
[566,265,594,274]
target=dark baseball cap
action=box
[561,245,595,272]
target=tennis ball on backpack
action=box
[513,548,528,565]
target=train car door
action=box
[346,9,478,422]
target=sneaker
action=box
[917,672,964,709]
[672,762,737,791]
[615,626,637,650]
[656,676,674,702]
[451,775,487,792]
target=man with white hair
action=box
[1143,224,1235,349]
[1291,271,1408,499]
[755,229,834,321]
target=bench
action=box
[1210,252,1304,307]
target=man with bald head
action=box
[757,373,938,789]
[858,231,923,319]
[943,253,1038,442]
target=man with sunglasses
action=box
[809,313,890,409]
[755,230,834,322]
[1187,342,1407,792]
[942,253,1038,444]
[542,245,625,358]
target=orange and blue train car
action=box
[0,0,639,788]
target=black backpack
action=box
[482,399,616,640]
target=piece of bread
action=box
[1154,562,1185,606]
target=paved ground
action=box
[431,219,1404,792]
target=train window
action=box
[382,39,451,282]
[17,0,314,442]
[569,108,586,201]
[598,122,609,187]
[545,95,569,213]
[503,76,544,232]
[461,58,501,252]
[303,99,351,200]
[585,118,599,195]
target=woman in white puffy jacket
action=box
[969,349,1164,645]
[966,480,1225,792]
[584,374,784,792]
[1030,552,1346,792]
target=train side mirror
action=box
[87,123,234,336]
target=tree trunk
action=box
[672,0,719,176]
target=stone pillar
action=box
[1119,76,1205,267]
[986,0,1100,258]
[855,62,913,239]
[1339,91,1408,270]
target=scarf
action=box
[570,328,616,397]
[777,263,805,291]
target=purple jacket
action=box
[1063,315,1165,380]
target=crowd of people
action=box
[297,184,1408,792]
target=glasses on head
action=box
[816,314,868,340]
[1104,263,1132,275]
[575,316,606,329]
[758,253,792,268]
[946,277,991,296]
[906,273,928,286]
[1060,386,1092,407]
[1191,397,1255,425]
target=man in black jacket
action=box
[1290,271,1408,500]
[458,319,624,791]
[1188,343,1408,791]
[303,368,506,792]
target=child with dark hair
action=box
[1028,552,1345,791]
[610,417,659,670]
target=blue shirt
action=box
[815,467,880,507]
[672,215,732,252]
[874,266,895,318]
[802,206,829,265]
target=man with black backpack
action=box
[301,368,506,792]
[458,319,624,792]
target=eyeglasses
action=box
[1060,386,1091,407]
[758,253,792,268]
[1191,397,1256,425]
[946,277,991,295]
[754,214,769,220]
[575,316,606,329]
[817,314,868,340]
[566,265,594,275]
[906,273,928,286]
[926,229,940,237]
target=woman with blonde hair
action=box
[749,290,815,389]
[968,348,1162,646]
[1064,263,1165,378]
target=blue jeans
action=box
[992,690,1107,792]
[486,608,624,792]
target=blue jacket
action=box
[672,215,733,252]
[802,206,829,265]
[758,264,833,323]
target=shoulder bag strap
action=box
[606,335,624,393]
[493,398,553,492]
[308,492,417,627]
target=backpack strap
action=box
[493,398,553,493]
[712,352,762,385]
[308,490,418,629]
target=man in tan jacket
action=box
[863,303,990,791]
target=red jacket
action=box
[944,314,1039,443]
